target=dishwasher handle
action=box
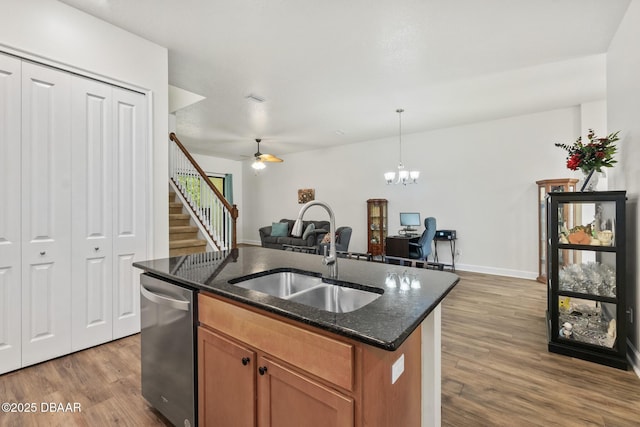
[140,283,190,311]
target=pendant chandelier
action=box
[384,108,419,185]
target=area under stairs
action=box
[169,191,208,256]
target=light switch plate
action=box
[391,353,405,384]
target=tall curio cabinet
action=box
[536,179,578,283]
[547,191,627,369]
[367,199,387,257]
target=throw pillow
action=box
[321,232,332,244]
[302,223,315,240]
[271,222,288,237]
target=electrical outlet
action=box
[391,354,405,384]
[455,249,460,257]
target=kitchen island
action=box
[134,246,459,427]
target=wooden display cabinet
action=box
[536,179,578,283]
[367,199,388,257]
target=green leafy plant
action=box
[555,129,619,173]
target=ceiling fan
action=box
[252,138,283,170]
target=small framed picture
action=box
[298,188,315,204]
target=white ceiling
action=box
[58,0,630,160]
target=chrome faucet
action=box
[292,200,338,278]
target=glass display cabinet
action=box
[546,191,627,369]
[536,179,578,283]
[367,199,387,257]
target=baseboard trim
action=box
[241,239,262,247]
[454,263,538,281]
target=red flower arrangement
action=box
[555,129,619,173]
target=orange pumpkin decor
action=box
[568,230,591,245]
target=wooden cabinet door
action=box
[0,53,22,373]
[70,76,114,351]
[21,61,72,367]
[198,327,256,427]
[257,356,354,427]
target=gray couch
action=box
[259,219,330,250]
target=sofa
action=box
[259,219,330,250]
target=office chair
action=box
[408,217,436,260]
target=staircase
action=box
[169,133,238,251]
[169,191,208,256]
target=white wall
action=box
[240,106,602,279]
[0,0,169,258]
[607,0,640,372]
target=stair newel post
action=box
[231,204,238,249]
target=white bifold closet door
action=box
[21,61,72,367]
[0,54,147,373]
[70,79,147,348]
[70,77,114,351]
[112,87,147,339]
[0,53,22,372]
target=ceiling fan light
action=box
[252,159,266,170]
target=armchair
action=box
[408,217,436,260]
[318,226,352,255]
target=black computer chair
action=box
[408,217,436,260]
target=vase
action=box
[580,169,601,191]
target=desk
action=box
[433,236,456,271]
[385,235,419,258]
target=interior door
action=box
[21,61,72,366]
[112,87,147,338]
[70,76,114,351]
[0,53,22,373]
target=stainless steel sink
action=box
[231,271,323,297]
[287,285,381,313]
[229,270,382,313]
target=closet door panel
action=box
[71,77,114,351]
[0,53,21,373]
[21,62,71,366]
[112,88,147,339]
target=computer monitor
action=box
[399,212,421,233]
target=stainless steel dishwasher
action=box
[140,273,196,427]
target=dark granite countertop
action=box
[133,246,459,351]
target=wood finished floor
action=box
[0,271,638,426]
[441,272,640,427]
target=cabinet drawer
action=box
[199,293,354,391]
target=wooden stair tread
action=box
[170,225,198,233]
[169,213,190,220]
[168,190,209,256]
[170,239,207,249]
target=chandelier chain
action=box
[397,108,404,166]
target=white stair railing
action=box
[169,132,238,251]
